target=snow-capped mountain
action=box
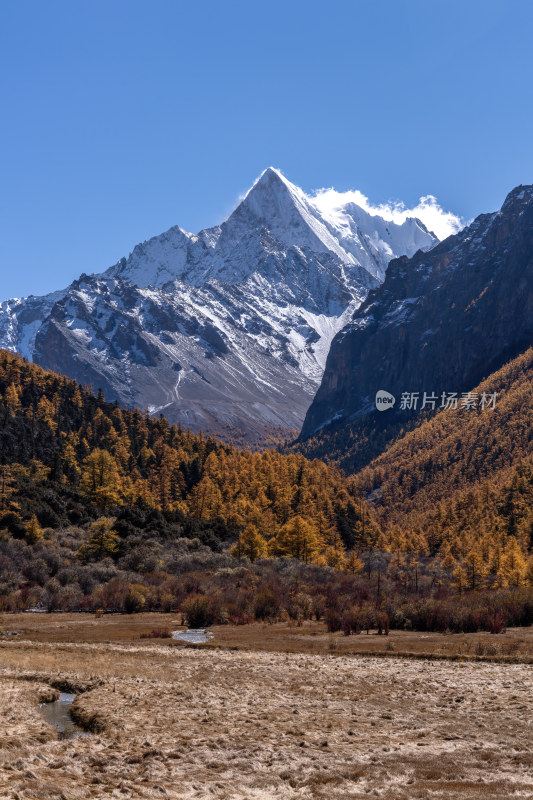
[300,184,533,468]
[0,168,438,444]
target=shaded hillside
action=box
[299,185,533,471]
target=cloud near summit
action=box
[311,187,464,241]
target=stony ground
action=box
[1,637,532,799]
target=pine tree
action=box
[77,517,120,561]
[80,449,122,509]
[463,547,487,591]
[0,465,19,513]
[497,537,527,587]
[344,550,364,574]
[25,514,43,544]
[525,555,533,585]
[231,524,268,562]
[4,384,21,415]
[270,516,324,563]
[36,395,57,431]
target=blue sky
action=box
[1,0,532,300]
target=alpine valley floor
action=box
[1,617,533,799]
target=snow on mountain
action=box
[0,168,441,444]
[106,168,436,290]
[300,184,533,468]
[0,289,67,361]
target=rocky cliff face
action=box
[0,168,438,445]
[300,185,533,455]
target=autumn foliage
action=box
[1,347,533,631]
[0,349,375,568]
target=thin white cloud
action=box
[311,187,464,241]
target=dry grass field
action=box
[1,615,532,799]
[3,612,533,661]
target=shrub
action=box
[376,612,390,636]
[124,583,149,614]
[181,594,215,628]
[254,589,280,621]
[312,594,326,621]
[325,608,342,633]
[341,607,360,636]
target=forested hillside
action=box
[0,350,381,618]
[356,347,533,589]
[1,349,532,632]
[0,349,374,557]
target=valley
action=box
[3,612,533,661]
[3,6,533,800]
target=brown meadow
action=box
[1,615,532,799]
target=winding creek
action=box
[39,692,87,740]
[38,633,212,739]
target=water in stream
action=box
[39,692,87,739]
[172,628,213,644]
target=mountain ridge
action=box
[299,183,533,465]
[0,169,439,445]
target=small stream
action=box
[172,628,213,644]
[39,692,87,740]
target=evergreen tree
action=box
[77,517,120,561]
[231,524,268,562]
[25,514,43,544]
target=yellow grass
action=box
[0,615,532,798]
[3,612,533,661]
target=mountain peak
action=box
[238,166,303,220]
[252,166,301,194]
[256,166,287,184]
[501,184,533,213]
[0,169,447,445]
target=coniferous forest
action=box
[0,348,532,632]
